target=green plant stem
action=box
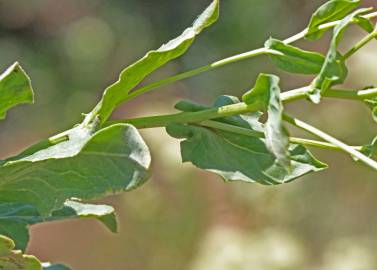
[124,11,377,103]
[283,114,377,171]
[343,28,377,61]
[200,120,362,151]
[106,86,377,128]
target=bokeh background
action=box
[0,0,377,269]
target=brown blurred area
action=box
[0,0,377,269]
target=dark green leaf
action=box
[0,201,117,251]
[0,124,151,216]
[265,38,325,74]
[0,62,33,120]
[167,96,327,185]
[242,74,291,169]
[91,0,219,124]
[308,8,371,103]
[306,0,360,40]
[0,235,42,270]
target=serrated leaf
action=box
[0,201,117,251]
[242,74,290,169]
[306,0,361,40]
[167,96,327,185]
[91,0,219,124]
[0,235,42,270]
[265,38,325,74]
[0,62,34,120]
[0,124,151,216]
[308,8,370,103]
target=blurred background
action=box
[0,0,377,269]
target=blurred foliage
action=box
[0,0,376,269]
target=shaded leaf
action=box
[0,235,42,270]
[0,62,33,120]
[0,201,117,251]
[91,0,219,124]
[306,0,360,40]
[0,124,151,216]
[308,8,371,103]
[265,38,325,74]
[167,96,327,185]
[242,74,290,169]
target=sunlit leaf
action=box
[0,62,33,120]
[265,38,325,74]
[306,0,361,40]
[0,235,42,270]
[91,0,219,124]
[0,124,151,216]
[167,96,327,185]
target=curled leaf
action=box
[0,62,34,120]
[90,0,220,124]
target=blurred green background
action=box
[0,0,377,269]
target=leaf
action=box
[167,96,327,185]
[308,8,371,103]
[0,201,117,251]
[0,123,151,216]
[306,0,360,40]
[0,235,42,270]
[360,136,377,158]
[91,0,219,124]
[265,38,325,74]
[242,74,291,169]
[0,62,34,120]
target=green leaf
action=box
[308,8,371,103]
[265,38,325,74]
[306,0,360,40]
[167,96,327,185]
[91,0,219,124]
[0,62,34,120]
[0,123,151,216]
[0,235,42,270]
[242,74,290,169]
[0,201,117,251]
[360,136,377,158]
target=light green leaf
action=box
[265,38,325,74]
[0,235,42,270]
[91,0,219,124]
[167,96,327,185]
[0,201,117,251]
[242,74,290,169]
[0,123,151,216]
[0,62,34,120]
[308,8,371,103]
[306,0,360,40]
